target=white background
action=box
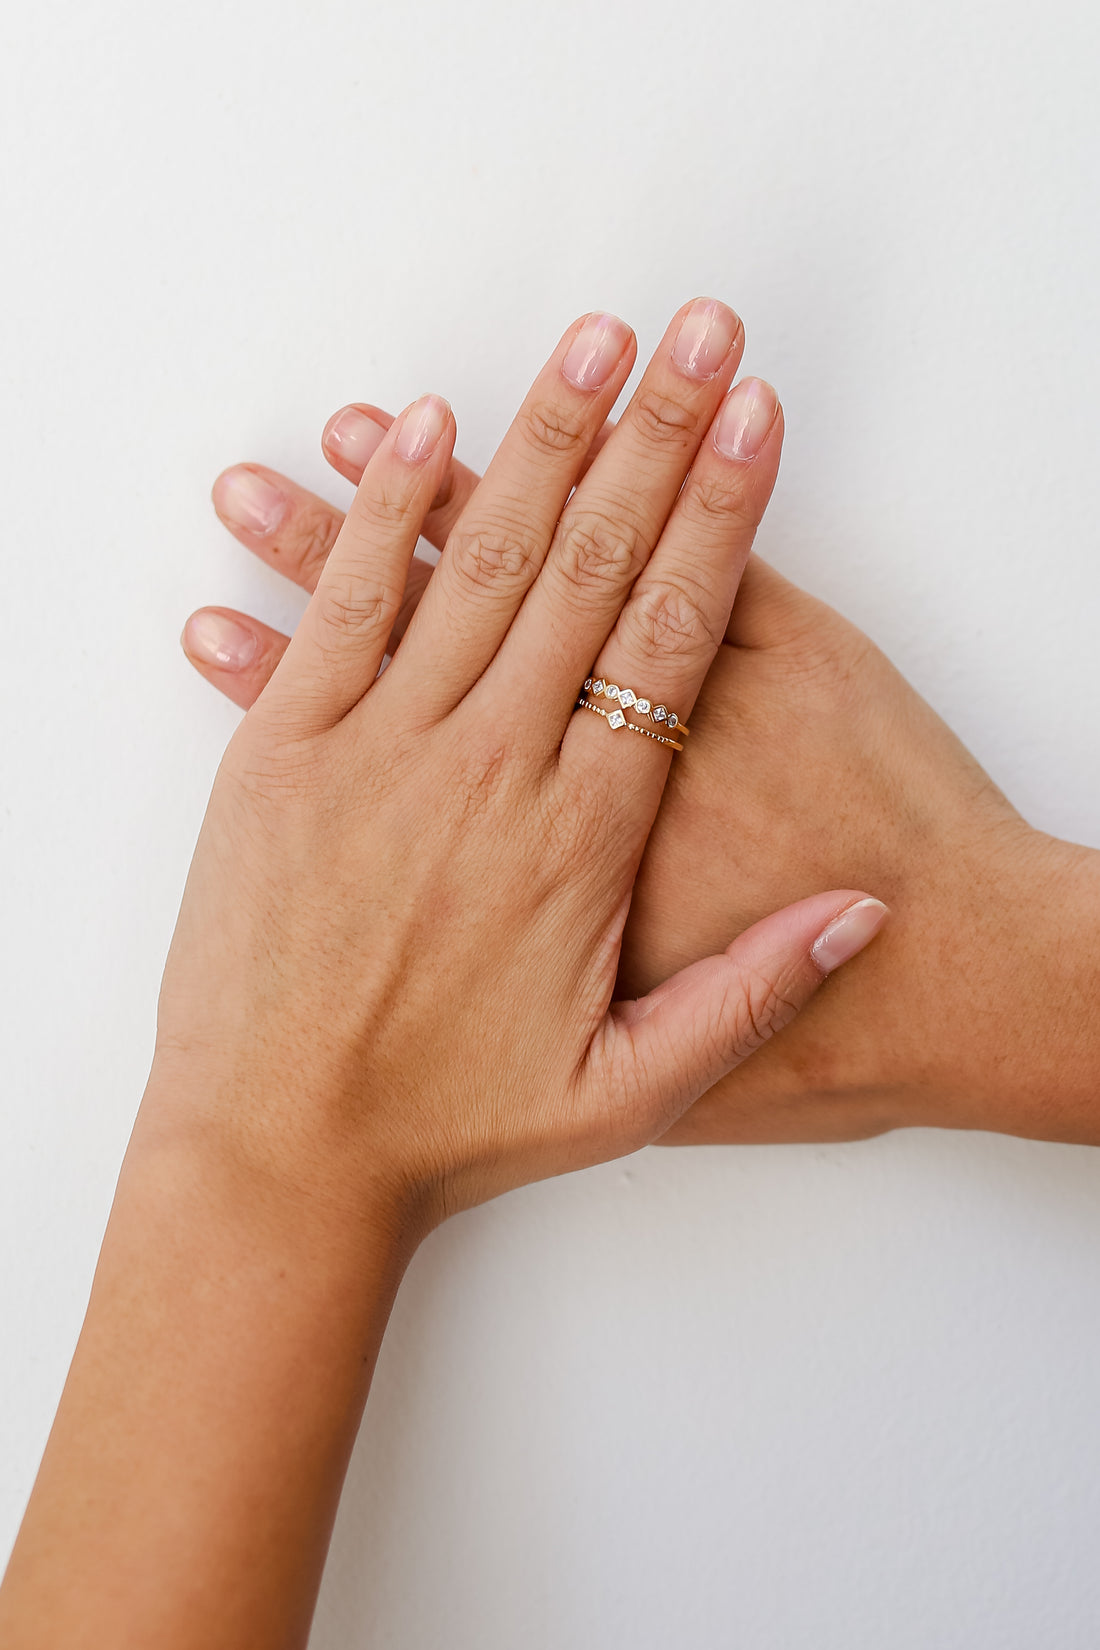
[3,1,1100,1644]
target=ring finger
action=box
[562,375,783,788]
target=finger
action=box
[211,465,346,596]
[321,405,484,555]
[388,312,636,718]
[181,608,290,710]
[262,394,455,731]
[181,556,436,718]
[323,406,618,550]
[563,378,782,788]
[585,893,889,1144]
[482,299,744,737]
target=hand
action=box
[191,390,1100,1148]
[162,300,884,1224]
[4,303,895,1650]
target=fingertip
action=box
[322,404,390,473]
[181,608,259,672]
[810,896,890,975]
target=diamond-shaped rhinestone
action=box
[635,698,651,715]
[605,684,620,700]
[592,678,606,695]
[667,713,678,729]
[607,709,627,730]
[653,705,668,723]
[618,688,637,709]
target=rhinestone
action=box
[653,705,668,723]
[635,698,651,715]
[592,678,606,695]
[666,713,678,729]
[607,709,627,730]
[605,684,620,700]
[618,688,637,709]
[584,677,593,691]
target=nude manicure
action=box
[211,468,287,536]
[394,395,450,462]
[561,312,632,391]
[810,898,890,974]
[183,611,258,671]
[323,406,387,469]
[713,378,779,460]
[670,298,741,381]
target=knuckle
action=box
[682,474,756,531]
[733,970,802,1057]
[621,576,720,664]
[446,522,540,595]
[360,485,414,529]
[315,571,399,642]
[553,507,648,597]
[523,397,590,457]
[293,506,341,584]
[632,390,700,450]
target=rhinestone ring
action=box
[582,676,691,737]
[575,697,684,752]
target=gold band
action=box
[575,696,684,752]
[583,676,691,736]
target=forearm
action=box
[0,1077,413,1650]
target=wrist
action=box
[136,1047,438,1256]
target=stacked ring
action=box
[582,677,691,736]
[575,697,684,751]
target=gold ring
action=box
[584,677,691,736]
[575,696,684,752]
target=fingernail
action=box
[211,468,287,536]
[713,378,779,460]
[182,610,258,670]
[394,394,450,462]
[323,405,387,469]
[562,312,632,391]
[670,298,741,381]
[810,898,890,974]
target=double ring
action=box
[575,676,691,752]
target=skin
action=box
[0,302,887,1649]
[191,398,1100,1149]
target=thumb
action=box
[589,892,889,1139]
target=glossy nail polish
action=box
[394,395,450,462]
[810,898,890,974]
[713,378,778,460]
[323,406,387,469]
[211,469,287,536]
[561,312,632,390]
[183,611,258,670]
[670,299,741,381]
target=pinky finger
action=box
[181,552,439,715]
[181,608,289,711]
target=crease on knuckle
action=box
[633,390,699,449]
[733,969,802,1058]
[554,508,647,598]
[357,484,414,532]
[293,507,341,583]
[685,474,755,530]
[523,398,589,456]
[446,522,540,594]
[622,576,720,663]
[316,571,399,642]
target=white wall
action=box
[3,1,1100,1643]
